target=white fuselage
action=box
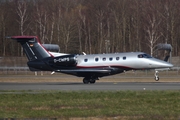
[75,52,173,70]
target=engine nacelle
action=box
[27,59,51,71]
[27,55,77,71]
[50,55,77,67]
[42,44,60,52]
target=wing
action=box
[55,67,123,77]
[58,69,111,73]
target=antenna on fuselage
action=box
[82,52,86,55]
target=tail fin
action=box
[9,36,52,61]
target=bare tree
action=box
[16,0,30,56]
[1,0,180,57]
[145,14,162,56]
[157,0,180,56]
[130,0,143,52]
[91,0,112,53]
[56,1,78,53]
[16,0,29,36]
[57,8,61,44]
[35,3,48,44]
[77,6,87,52]
[109,0,125,52]
[0,3,7,56]
[49,13,55,44]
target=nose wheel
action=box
[154,70,159,81]
[155,76,159,81]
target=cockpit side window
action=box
[138,54,143,58]
[144,54,152,58]
[138,54,152,58]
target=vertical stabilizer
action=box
[10,36,52,61]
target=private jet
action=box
[8,36,173,84]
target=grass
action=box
[0,91,180,119]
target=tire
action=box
[90,79,96,84]
[155,76,159,81]
[83,78,89,84]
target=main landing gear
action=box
[154,70,159,81]
[83,77,98,84]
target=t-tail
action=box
[9,36,52,61]
[8,36,54,71]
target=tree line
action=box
[0,0,180,57]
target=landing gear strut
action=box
[154,70,159,81]
[83,77,98,84]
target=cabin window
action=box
[84,58,88,62]
[123,56,126,60]
[116,57,120,60]
[95,57,99,62]
[102,57,106,61]
[109,57,113,61]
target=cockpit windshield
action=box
[138,54,152,58]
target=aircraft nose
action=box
[157,61,173,68]
[164,62,173,68]
[149,59,173,68]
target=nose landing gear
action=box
[154,70,159,81]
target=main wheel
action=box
[90,79,96,84]
[83,78,90,84]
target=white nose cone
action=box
[164,62,173,68]
[149,58,173,69]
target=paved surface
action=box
[0,82,180,91]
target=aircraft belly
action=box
[57,67,124,77]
